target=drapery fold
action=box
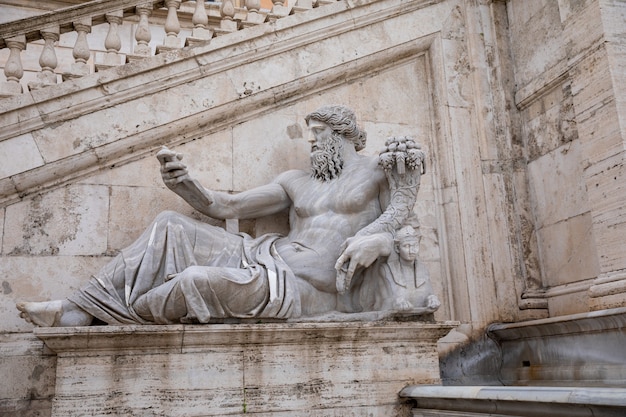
[70,211,301,324]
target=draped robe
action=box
[70,211,301,324]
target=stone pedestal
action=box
[35,320,457,417]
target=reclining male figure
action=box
[17,105,410,326]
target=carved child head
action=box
[394,226,421,262]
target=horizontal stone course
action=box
[36,320,457,416]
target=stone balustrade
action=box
[0,0,333,98]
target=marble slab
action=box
[400,385,626,417]
[35,320,457,417]
[488,307,626,387]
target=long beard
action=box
[310,132,344,181]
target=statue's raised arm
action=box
[157,146,291,220]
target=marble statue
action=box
[367,225,441,312]
[17,105,430,327]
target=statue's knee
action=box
[154,210,187,226]
[179,266,206,281]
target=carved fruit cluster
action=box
[379,136,424,174]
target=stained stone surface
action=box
[488,307,626,387]
[36,320,457,417]
[401,385,626,417]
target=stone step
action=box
[400,385,626,417]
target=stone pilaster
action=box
[566,0,626,310]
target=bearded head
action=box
[309,130,344,181]
[305,105,367,181]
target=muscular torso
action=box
[274,156,387,293]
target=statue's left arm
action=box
[335,136,426,293]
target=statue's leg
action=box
[133,265,269,324]
[70,211,247,324]
[17,210,245,326]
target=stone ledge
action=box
[35,320,457,416]
[487,306,626,339]
[35,319,457,354]
[487,308,626,386]
[400,385,626,417]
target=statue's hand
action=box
[335,233,392,294]
[157,146,189,188]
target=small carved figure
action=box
[17,105,427,326]
[375,225,440,312]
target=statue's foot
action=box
[16,300,63,327]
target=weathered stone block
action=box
[584,152,626,273]
[3,185,109,257]
[35,321,457,417]
[527,139,590,229]
[0,134,45,178]
[506,0,566,90]
[0,333,56,417]
[536,212,600,289]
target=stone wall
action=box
[509,0,597,315]
[507,0,626,315]
[1,0,626,414]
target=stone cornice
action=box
[35,320,459,354]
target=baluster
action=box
[157,0,182,53]
[96,11,124,71]
[243,0,267,28]
[246,0,261,12]
[127,2,153,62]
[106,11,124,64]
[292,0,314,14]
[0,35,26,97]
[215,0,238,36]
[269,0,288,21]
[28,26,60,90]
[63,18,92,80]
[186,0,213,46]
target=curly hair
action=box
[305,105,367,151]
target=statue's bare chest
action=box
[288,175,380,218]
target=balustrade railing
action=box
[0,0,334,99]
